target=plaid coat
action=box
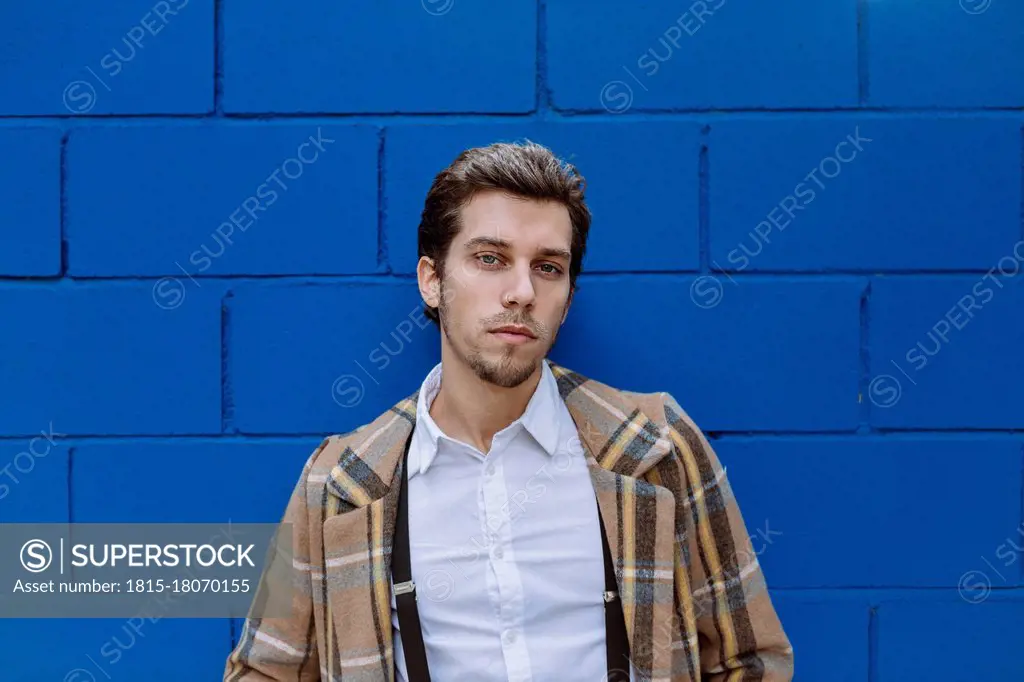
[224,362,794,681]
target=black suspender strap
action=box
[598,508,632,680]
[393,433,431,682]
[391,431,631,681]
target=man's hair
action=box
[417,140,592,327]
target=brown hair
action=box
[417,140,591,326]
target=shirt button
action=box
[503,630,517,644]
[492,546,504,560]
[485,462,496,477]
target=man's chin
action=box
[470,352,541,389]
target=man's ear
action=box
[417,256,440,310]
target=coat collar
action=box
[324,361,675,507]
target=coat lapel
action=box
[585,464,678,679]
[556,365,679,679]
[321,403,415,682]
[322,362,678,681]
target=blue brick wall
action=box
[1,1,1021,679]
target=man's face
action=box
[421,190,574,389]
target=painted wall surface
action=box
[1,1,1022,679]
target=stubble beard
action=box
[438,281,552,390]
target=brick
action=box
[0,1,212,115]
[0,284,221,436]
[228,281,440,434]
[385,122,702,274]
[770,593,870,682]
[0,439,68,523]
[0,127,61,276]
[0,618,228,680]
[72,439,321,522]
[67,125,378,276]
[715,436,1022,587]
[547,0,858,111]
[709,118,1021,271]
[868,2,1024,106]
[877,598,1024,678]
[550,276,862,431]
[222,1,534,113]
[869,275,1024,428]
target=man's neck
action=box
[429,352,543,456]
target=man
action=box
[224,141,793,681]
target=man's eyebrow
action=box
[462,237,571,261]
[537,246,572,261]
[462,236,512,251]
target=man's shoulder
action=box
[552,364,716,499]
[293,391,419,499]
[548,360,694,435]
[307,393,415,466]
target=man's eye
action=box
[479,254,500,265]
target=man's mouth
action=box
[489,325,537,344]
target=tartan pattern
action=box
[224,362,794,681]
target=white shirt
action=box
[391,358,609,682]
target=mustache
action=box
[486,314,547,337]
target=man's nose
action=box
[502,265,537,307]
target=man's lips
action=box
[489,327,537,344]
[491,325,536,338]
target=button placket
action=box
[479,453,530,678]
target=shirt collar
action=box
[409,358,563,477]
